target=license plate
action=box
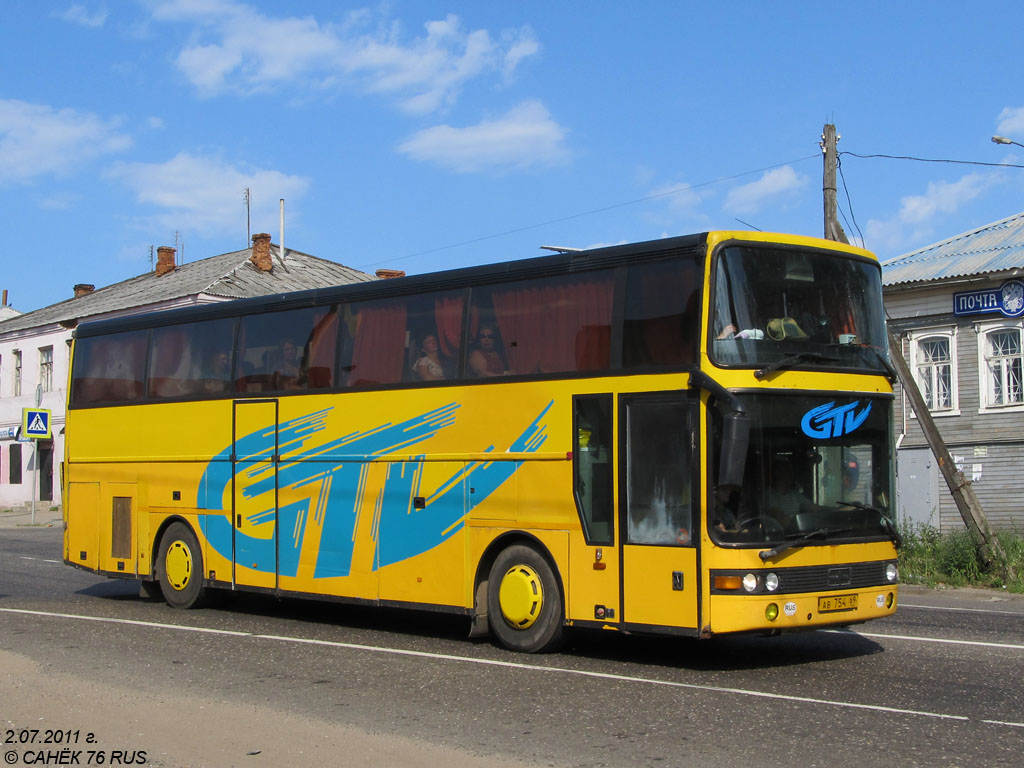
[818,593,858,613]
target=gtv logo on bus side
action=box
[800,400,872,439]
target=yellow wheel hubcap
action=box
[165,540,193,592]
[498,564,543,628]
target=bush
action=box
[897,521,1024,593]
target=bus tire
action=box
[157,522,208,609]
[487,544,564,653]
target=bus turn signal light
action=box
[714,575,743,591]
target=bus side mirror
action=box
[718,411,749,489]
[687,369,749,488]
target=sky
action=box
[4,1,1024,313]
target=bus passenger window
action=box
[342,298,407,388]
[149,317,235,399]
[623,258,702,368]
[71,330,148,405]
[469,272,613,377]
[406,290,463,383]
[148,327,191,398]
[236,307,337,393]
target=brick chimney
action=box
[73,284,95,298]
[251,233,273,272]
[156,246,176,276]
[375,268,406,280]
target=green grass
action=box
[898,522,1024,593]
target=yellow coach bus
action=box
[64,231,899,652]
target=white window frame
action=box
[976,319,1024,414]
[39,346,53,393]
[907,327,959,417]
[13,349,22,398]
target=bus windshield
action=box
[711,244,887,372]
[710,393,895,548]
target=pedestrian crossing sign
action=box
[22,408,52,439]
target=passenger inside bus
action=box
[766,458,820,525]
[412,333,446,381]
[710,484,745,533]
[197,350,230,394]
[469,324,509,377]
[264,336,304,390]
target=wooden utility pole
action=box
[820,123,1012,576]
[821,124,850,244]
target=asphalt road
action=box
[2,525,1022,767]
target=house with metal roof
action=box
[882,211,1024,532]
[0,234,374,512]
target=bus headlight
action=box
[742,573,758,592]
[885,563,898,582]
[765,603,779,621]
[764,572,780,592]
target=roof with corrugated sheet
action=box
[881,211,1024,287]
[0,244,374,334]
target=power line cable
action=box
[356,154,821,269]
[836,155,865,247]
[841,151,1024,169]
[837,150,1024,249]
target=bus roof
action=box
[74,231,871,339]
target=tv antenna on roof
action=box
[244,187,251,245]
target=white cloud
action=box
[53,4,108,28]
[724,166,808,215]
[396,101,567,173]
[897,174,992,223]
[648,180,704,215]
[0,99,131,185]
[997,106,1024,138]
[865,171,1000,253]
[147,2,539,111]
[105,152,308,237]
[501,26,540,80]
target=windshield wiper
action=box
[754,352,838,380]
[758,527,855,562]
[841,500,903,548]
[879,514,903,548]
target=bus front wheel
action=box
[157,522,208,609]
[487,544,564,653]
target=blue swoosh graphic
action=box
[197,401,552,580]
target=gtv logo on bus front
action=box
[800,400,872,439]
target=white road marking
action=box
[900,602,1024,617]
[0,608,251,636]
[830,628,1024,651]
[0,606,1011,727]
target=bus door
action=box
[232,399,279,590]
[620,393,700,633]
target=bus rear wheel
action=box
[487,544,564,653]
[157,522,208,609]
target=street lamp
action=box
[992,135,1024,148]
